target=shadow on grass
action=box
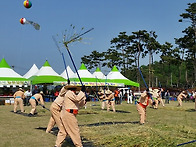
[10,110,41,117]
[35,127,95,147]
[84,108,131,114]
[185,109,196,112]
[115,110,131,113]
[80,121,139,127]
[35,127,59,136]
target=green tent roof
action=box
[79,63,87,70]
[95,67,101,72]
[111,65,118,72]
[0,58,11,68]
[107,65,140,87]
[43,60,51,67]
[29,75,66,85]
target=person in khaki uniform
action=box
[151,89,159,109]
[157,89,165,107]
[28,91,45,116]
[177,91,187,107]
[55,85,86,147]
[46,86,68,133]
[195,94,196,111]
[98,89,107,110]
[13,88,25,113]
[193,91,196,111]
[136,89,153,125]
[105,90,116,112]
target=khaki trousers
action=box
[195,98,196,110]
[107,101,115,112]
[158,98,165,107]
[136,104,146,124]
[177,98,182,107]
[101,100,107,110]
[14,98,24,112]
[56,110,82,147]
[153,99,158,109]
[29,99,37,114]
[46,102,63,133]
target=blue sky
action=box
[0,0,195,75]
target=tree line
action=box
[81,3,196,89]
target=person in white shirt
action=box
[127,89,133,104]
[24,89,32,106]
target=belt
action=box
[138,102,147,108]
[66,109,78,115]
[15,96,21,98]
[109,98,115,101]
[152,97,157,100]
[30,96,36,100]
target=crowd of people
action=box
[11,85,196,147]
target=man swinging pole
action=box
[53,26,94,147]
[137,67,155,125]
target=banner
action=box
[0,81,30,86]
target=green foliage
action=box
[80,2,196,88]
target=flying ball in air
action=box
[20,18,26,24]
[23,0,32,9]
[19,18,40,30]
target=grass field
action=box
[0,100,195,147]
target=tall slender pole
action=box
[177,140,196,146]
[138,67,148,89]
[61,52,70,84]
[63,27,94,86]
[52,36,70,84]
[65,46,83,86]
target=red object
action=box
[54,91,59,96]
[24,0,32,9]
[114,90,119,97]
[66,109,78,115]
[20,18,25,24]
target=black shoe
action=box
[28,113,34,117]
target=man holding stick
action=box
[46,86,68,133]
[136,89,153,125]
[28,91,45,116]
[55,84,86,147]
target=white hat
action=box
[105,90,112,95]
[153,89,159,93]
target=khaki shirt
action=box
[106,93,114,100]
[138,91,150,105]
[62,90,86,110]
[54,87,68,107]
[13,91,25,99]
[33,93,44,105]
[177,92,187,100]
[152,92,159,99]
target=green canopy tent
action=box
[0,58,29,87]
[106,65,139,87]
[92,67,124,87]
[29,60,66,85]
[69,63,97,86]
[70,64,124,87]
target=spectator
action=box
[24,89,32,106]
[127,89,133,104]
[164,89,170,104]
[114,88,120,104]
